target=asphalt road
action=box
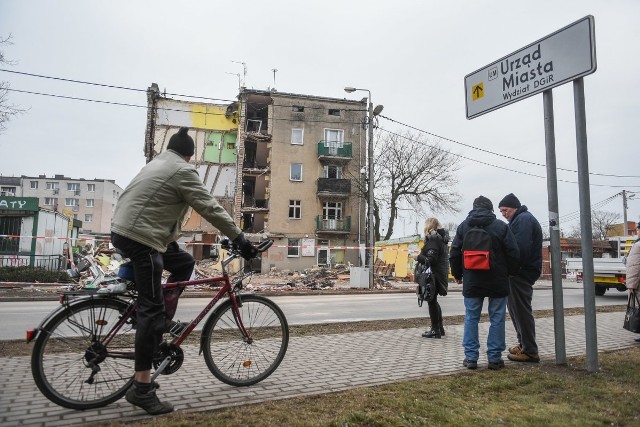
[0,283,627,341]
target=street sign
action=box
[465,15,596,119]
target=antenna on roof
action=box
[271,68,278,90]
[232,61,247,88]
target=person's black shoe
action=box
[125,384,174,415]
[421,329,441,339]
[463,359,478,370]
[635,337,640,343]
[488,360,505,370]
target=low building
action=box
[0,195,81,270]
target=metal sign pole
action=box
[543,89,567,365]
[573,77,599,372]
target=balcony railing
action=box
[317,142,352,159]
[317,178,351,196]
[316,216,351,233]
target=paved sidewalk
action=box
[0,311,635,426]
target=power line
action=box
[380,114,640,179]
[377,127,640,189]
[5,87,366,126]
[0,68,367,112]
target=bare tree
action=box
[0,35,24,134]
[591,210,620,240]
[355,130,460,241]
[561,210,621,240]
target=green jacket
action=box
[111,150,241,253]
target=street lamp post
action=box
[344,87,382,289]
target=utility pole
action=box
[623,189,628,236]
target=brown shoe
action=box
[508,344,522,355]
[508,352,540,363]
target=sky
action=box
[1,0,639,238]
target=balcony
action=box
[317,178,351,198]
[316,216,351,234]
[317,142,352,162]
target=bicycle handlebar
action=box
[220,238,273,256]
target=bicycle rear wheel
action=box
[202,294,289,386]
[31,296,136,410]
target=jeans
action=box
[463,296,507,363]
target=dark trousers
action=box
[427,295,443,329]
[507,275,538,354]
[111,233,195,372]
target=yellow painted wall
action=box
[376,236,454,280]
[191,104,237,130]
[375,236,422,278]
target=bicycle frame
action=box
[27,240,270,349]
[29,239,287,409]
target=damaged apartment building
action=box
[145,84,367,273]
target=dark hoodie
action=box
[417,228,450,294]
[449,208,520,298]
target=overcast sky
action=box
[1,0,639,238]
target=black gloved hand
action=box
[233,233,258,260]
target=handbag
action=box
[414,261,428,283]
[416,266,436,307]
[623,291,640,333]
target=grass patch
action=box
[97,348,640,427]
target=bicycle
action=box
[27,239,289,410]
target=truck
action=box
[565,257,626,296]
[564,236,634,296]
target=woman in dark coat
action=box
[414,217,450,338]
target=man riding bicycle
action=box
[111,127,257,415]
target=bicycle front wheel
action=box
[202,294,289,386]
[31,296,136,410]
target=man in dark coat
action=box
[499,193,543,363]
[450,196,520,370]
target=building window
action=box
[328,109,341,116]
[323,201,343,219]
[0,217,21,252]
[86,199,94,207]
[87,184,96,192]
[290,163,302,181]
[289,200,301,219]
[288,238,300,257]
[67,183,80,191]
[291,128,304,145]
[65,198,79,207]
[0,187,16,196]
[324,129,344,148]
[323,165,343,179]
[292,105,304,112]
[30,181,38,189]
[44,198,57,206]
[84,214,93,222]
[46,182,59,190]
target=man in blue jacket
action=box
[450,196,520,370]
[499,193,543,363]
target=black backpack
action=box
[461,226,493,270]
